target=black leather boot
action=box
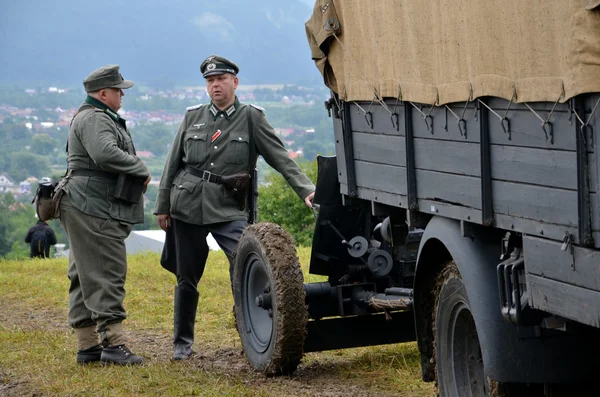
[100,345,144,365]
[173,285,199,360]
[76,344,102,364]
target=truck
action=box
[230,1,600,396]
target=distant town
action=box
[0,83,333,196]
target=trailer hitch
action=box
[497,249,543,326]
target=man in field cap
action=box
[154,55,315,360]
[59,64,150,365]
[83,64,134,92]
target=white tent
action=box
[125,230,221,255]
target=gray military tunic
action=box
[65,96,149,223]
[60,95,150,331]
[154,97,315,224]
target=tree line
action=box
[0,159,323,259]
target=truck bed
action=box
[332,94,600,247]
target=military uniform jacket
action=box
[65,96,150,224]
[154,98,315,225]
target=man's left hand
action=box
[304,191,315,208]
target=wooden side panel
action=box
[414,138,480,176]
[416,170,481,209]
[490,146,578,190]
[492,181,578,226]
[354,161,407,195]
[353,132,406,166]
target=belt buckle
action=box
[202,170,212,182]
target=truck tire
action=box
[232,222,307,376]
[433,261,541,397]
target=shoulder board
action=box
[186,104,204,112]
[250,104,265,112]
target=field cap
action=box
[200,55,239,78]
[83,65,134,93]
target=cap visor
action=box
[203,71,229,78]
[111,79,134,89]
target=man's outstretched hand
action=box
[304,191,315,208]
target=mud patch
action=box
[0,368,32,397]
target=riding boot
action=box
[173,285,199,360]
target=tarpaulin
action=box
[306,0,600,104]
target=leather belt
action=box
[183,166,223,184]
[70,169,119,180]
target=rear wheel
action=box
[434,261,487,397]
[233,222,307,376]
[433,261,543,397]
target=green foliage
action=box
[129,122,176,158]
[30,133,57,156]
[134,184,161,231]
[258,159,318,246]
[0,193,38,259]
[261,103,329,133]
[0,211,10,257]
[0,193,65,259]
[8,151,51,181]
[47,218,67,251]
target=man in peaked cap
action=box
[200,55,240,77]
[58,64,151,365]
[154,55,315,360]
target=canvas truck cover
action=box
[306,0,600,105]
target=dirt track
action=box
[0,302,416,397]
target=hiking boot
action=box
[173,344,193,361]
[76,344,102,364]
[100,345,144,366]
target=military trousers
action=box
[60,195,133,331]
[171,218,248,291]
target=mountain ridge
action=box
[0,0,322,87]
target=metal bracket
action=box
[365,111,373,129]
[501,117,511,140]
[561,231,575,270]
[391,113,399,131]
[410,102,435,134]
[543,121,554,144]
[425,115,433,134]
[391,87,402,131]
[458,118,467,139]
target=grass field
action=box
[0,248,435,397]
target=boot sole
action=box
[77,354,102,365]
[77,358,102,365]
[172,354,193,361]
[99,359,144,366]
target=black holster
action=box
[220,172,251,210]
[113,173,146,204]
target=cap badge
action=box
[207,63,216,71]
